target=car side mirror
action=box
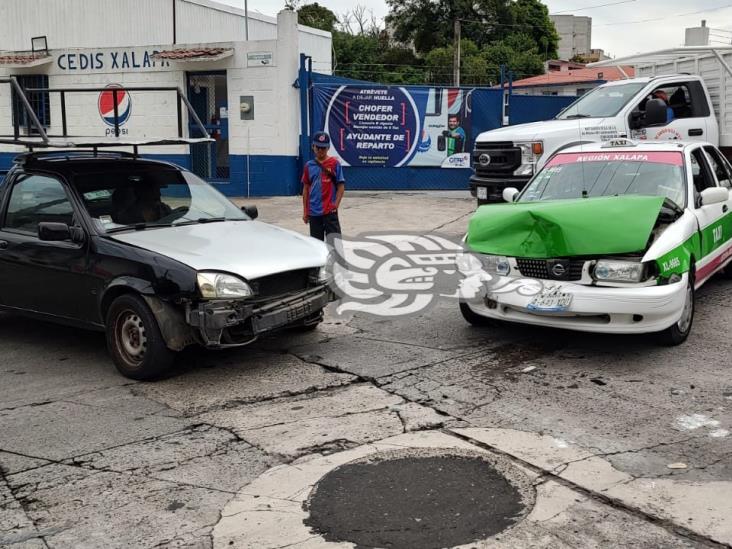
[38,222,71,242]
[503,187,519,203]
[645,98,668,127]
[700,187,729,207]
[242,205,258,219]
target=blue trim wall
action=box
[344,167,470,191]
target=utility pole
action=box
[244,0,249,40]
[453,18,461,86]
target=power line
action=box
[550,0,636,15]
[596,3,732,26]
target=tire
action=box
[658,273,695,346]
[106,294,175,380]
[460,301,501,327]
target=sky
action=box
[221,0,732,59]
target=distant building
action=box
[685,20,711,46]
[550,14,592,60]
[509,65,635,97]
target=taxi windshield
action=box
[520,151,686,208]
[74,168,248,233]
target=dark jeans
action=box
[309,212,341,241]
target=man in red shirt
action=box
[301,132,345,240]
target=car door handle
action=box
[0,240,7,250]
[689,128,704,136]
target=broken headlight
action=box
[593,260,645,283]
[197,272,254,299]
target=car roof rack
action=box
[0,77,213,156]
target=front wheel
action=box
[460,301,501,327]
[658,275,694,346]
[106,294,175,380]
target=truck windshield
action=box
[75,168,248,233]
[556,82,646,119]
[520,151,686,208]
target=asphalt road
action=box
[1,192,731,548]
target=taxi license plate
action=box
[527,288,572,313]
[477,187,488,200]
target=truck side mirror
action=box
[644,98,668,127]
[242,205,258,219]
[629,109,642,130]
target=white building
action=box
[0,0,332,196]
[550,14,592,61]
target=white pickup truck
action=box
[470,46,732,204]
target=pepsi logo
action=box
[98,84,131,127]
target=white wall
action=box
[0,0,330,69]
[0,11,307,158]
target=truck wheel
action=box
[460,302,500,327]
[106,294,175,380]
[658,275,694,346]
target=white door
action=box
[636,81,712,143]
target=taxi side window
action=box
[703,147,732,188]
[3,174,75,234]
[690,149,718,207]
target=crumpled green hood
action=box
[466,195,665,258]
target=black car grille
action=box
[252,269,311,297]
[472,142,522,175]
[516,259,585,281]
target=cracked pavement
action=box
[1,192,731,548]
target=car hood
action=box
[466,195,666,258]
[474,118,614,143]
[110,221,329,280]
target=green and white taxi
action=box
[461,138,732,344]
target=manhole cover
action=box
[305,448,533,549]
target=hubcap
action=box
[677,282,693,333]
[116,310,147,365]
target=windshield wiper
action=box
[106,222,174,233]
[563,114,591,119]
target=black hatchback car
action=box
[0,152,331,379]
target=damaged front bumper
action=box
[186,285,332,348]
[463,273,688,334]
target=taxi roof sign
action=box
[601,138,638,148]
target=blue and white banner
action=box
[312,85,475,168]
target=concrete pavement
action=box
[1,191,731,548]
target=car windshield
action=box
[520,151,686,208]
[556,82,646,119]
[74,168,248,233]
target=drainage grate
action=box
[304,449,531,549]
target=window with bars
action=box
[12,74,51,133]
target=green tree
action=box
[483,33,546,82]
[424,39,489,85]
[386,0,516,55]
[509,0,558,59]
[293,2,338,33]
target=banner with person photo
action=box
[311,84,476,169]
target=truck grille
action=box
[516,259,585,281]
[252,269,311,297]
[473,142,522,175]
